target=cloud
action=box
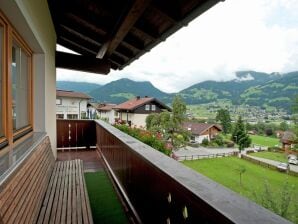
[57,0,298,93]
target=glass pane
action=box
[12,41,29,131]
[0,27,3,137]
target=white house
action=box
[183,122,222,143]
[56,90,92,119]
[97,104,117,123]
[113,96,171,128]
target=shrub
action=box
[201,138,209,146]
[225,140,235,148]
[114,124,170,156]
[213,135,224,146]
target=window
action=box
[114,111,119,117]
[56,114,64,119]
[67,114,78,119]
[151,105,156,111]
[56,98,62,105]
[0,25,4,139]
[11,39,31,132]
[0,11,33,149]
[145,104,150,111]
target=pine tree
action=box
[216,109,232,134]
[232,116,251,151]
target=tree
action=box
[292,95,298,138]
[215,109,232,134]
[146,95,189,149]
[235,165,246,186]
[232,116,251,151]
[279,121,289,131]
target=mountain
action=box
[179,71,283,105]
[239,71,298,109]
[88,78,170,104]
[56,71,298,111]
[57,81,101,93]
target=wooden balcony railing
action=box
[56,119,96,149]
[95,120,289,224]
[56,119,290,223]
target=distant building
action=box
[281,131,297,151]
[56,90,92,119]
[113,96,171,127]
[97,104,117,123]
[183,122,222,143]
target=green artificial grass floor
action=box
[85,171,129,224]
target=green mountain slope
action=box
[88,78,170,104]
[56,71,297,111]
[178,71,282,105]
[240,71,298,109]
[57,81,101,93]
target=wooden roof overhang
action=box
[48,0,224,74]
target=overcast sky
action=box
[57,0,298,93]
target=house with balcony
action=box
[0,1,290,224]
[113,96,171,127]
[183,122,222,143]
[56,90,92,119]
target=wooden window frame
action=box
[0,10,33,150]
[0,15,7,147]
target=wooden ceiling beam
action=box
[96,0,151,59]
[60,24,101,47]
[56,51,110,74]
[65,13,107,36]
[58,37,97,55]
[131,26,156,40]
[116,44,134,58]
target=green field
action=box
[249,134,280,147]
[251,151,288,163]
[85,171,129,224]
[183,157,298,223]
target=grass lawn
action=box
[250,151,288,163]
[85,171,129,224]
[183,157,298,223]
[249,134,280,147]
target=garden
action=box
[250,151,288,163]
[183,157,298,223]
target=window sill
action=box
[0,132,46,186]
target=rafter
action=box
[60,24,101,47]
[96,0,151,59]
[56,51,110,74]
[58,37,97,55]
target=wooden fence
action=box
[173,151,238,161]
[241,155,298,177]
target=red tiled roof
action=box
[56,90,92,99]
[113,97,171,111]
[98,104,117,111]
[281,131,296,143]
[183,122,222,135]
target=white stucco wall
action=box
[195,135,209,143]
[99,110,116,123]
[119,112,148,127]
[56,97,89,119]
[130,114,148,128]
[1,0,57,156]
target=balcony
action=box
[56,119,290,223]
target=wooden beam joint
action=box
[56,51,111,74]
